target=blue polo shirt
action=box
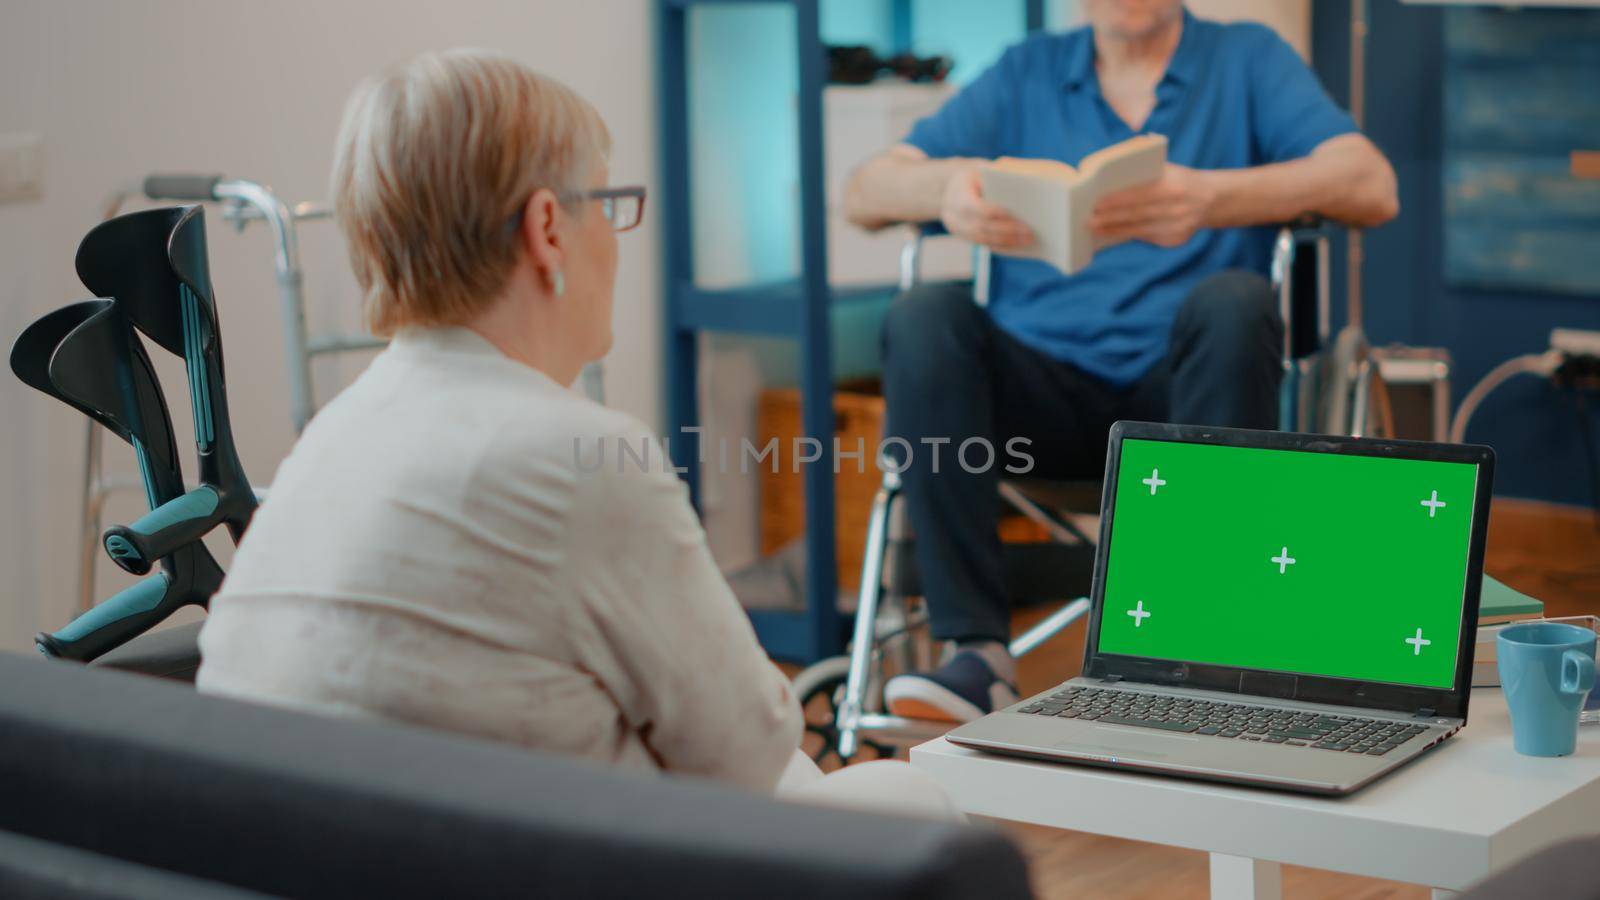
[904,12,1356,388]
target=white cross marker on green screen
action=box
[1128,601,1151,627]
[1406,628,1432,655]
[1421,490,1446,518]
[1271,547,1296,574]
[1142,469,1166,495]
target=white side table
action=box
[911,689,1600,899]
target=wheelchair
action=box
[794,220,1398,768]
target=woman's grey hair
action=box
[331,48,611,336]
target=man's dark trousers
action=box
[882,270,1284,644]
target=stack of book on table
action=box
[1472,576,1561,687]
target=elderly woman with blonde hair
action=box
[196,49,955,818]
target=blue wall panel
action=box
[910,0,1030,84]
[821,0,895,51]
[688,4,800,287]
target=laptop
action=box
[947,421,1496,796]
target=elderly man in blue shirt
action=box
[844,0,1399,722]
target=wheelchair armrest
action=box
[1271,217,1343,363]
[898,221,992,303]
[898,222,947,292]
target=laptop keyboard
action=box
[1017,686,1429,755]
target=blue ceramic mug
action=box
[1498,622,1597,757]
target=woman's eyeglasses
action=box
[507,185,648,236]
[575,186,647,232]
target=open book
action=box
[979,134,1168,274]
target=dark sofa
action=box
[0,650,1032,899]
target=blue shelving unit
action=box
[656,0,1045,663]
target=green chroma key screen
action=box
[1096,438,1480,689]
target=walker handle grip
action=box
[35,574,174,663]
[103,487,222,576]
[143,174,223,202]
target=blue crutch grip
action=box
[36,574,172,662]
[103,486,221,575]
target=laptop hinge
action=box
[1100,675,1124,684]
[1413,708,1437,719]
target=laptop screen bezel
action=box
[1081,421,1495,721]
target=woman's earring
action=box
[552,270,566,298]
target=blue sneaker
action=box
[885,652,1019,723]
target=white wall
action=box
[0,0,661,652]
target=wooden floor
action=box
[816,497,1600,899]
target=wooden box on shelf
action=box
[758,383,885,592]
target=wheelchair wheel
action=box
[792,655,896,770]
